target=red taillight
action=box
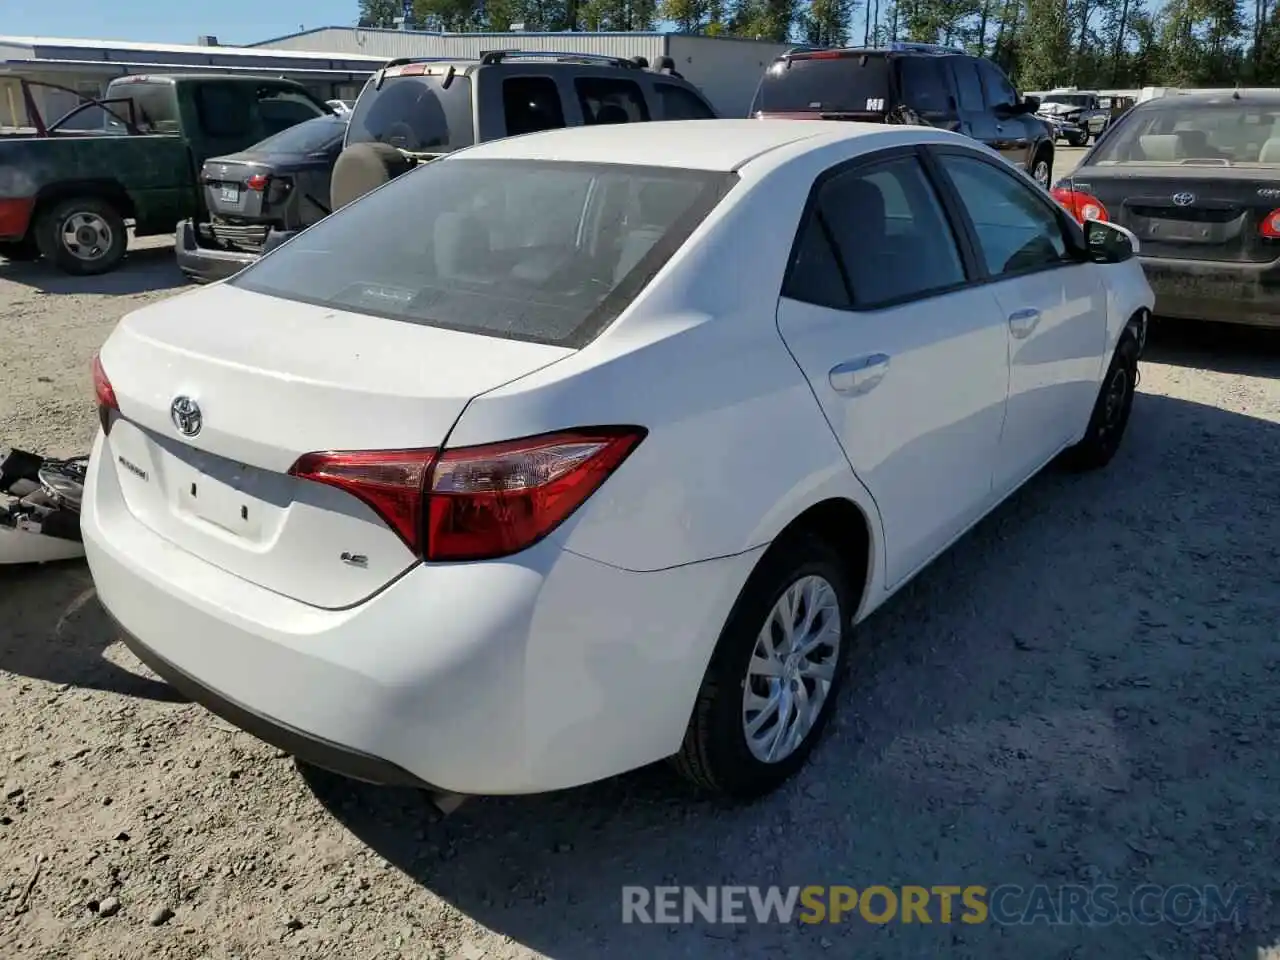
[1051,185,1110,224]
[802,50,845,59]
[288,427,646,562]
[246,174,269,191]
[289,448,435,554]
[1260,208,1280,238]
[92,353,118,411]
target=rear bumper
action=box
[175,219,257,283]
[82,430,759,795]
[1141,255,1280,328]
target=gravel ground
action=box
[4,191,1280,960]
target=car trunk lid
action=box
[96,284,572,608]
[1070,165,1280,263]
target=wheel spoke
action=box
[748,652,786,679]
[744,689,782,737]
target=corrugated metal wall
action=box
[667,35,789,118]
[257,28,666,64]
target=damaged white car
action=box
[0,446,87,564]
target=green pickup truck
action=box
[0,75,334,275]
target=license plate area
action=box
[1142,219,1225,244]
[175,457,264,540]
[219,184,240,203]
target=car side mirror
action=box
[1083,220,1139,263]
[1022,95,1040,113]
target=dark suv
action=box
[330,50,720,209]
[750,42,1055,187]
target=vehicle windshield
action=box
[231,158,736,348]
[346,75,475,153]
[248,114,347,154]
[1090,103,1280,166]
[752,55,891,114]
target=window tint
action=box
[1090,103,1280,165]
[951,60,984,112]
[898,58,952,115]
[257,87,325,135]
[575,78,650,124]
[937,153,1068,276]
[657,83,716,120]
[232,159,733,348]
[347,75,475,152]
[752,55,891,114]
[502,76,566,136]
[194,84,253,139]
[977,60,1017,110]
[784,215,850,309]
[790,156,966,309]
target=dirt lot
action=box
[3,197,1280,960]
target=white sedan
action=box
[83,119,1154,802]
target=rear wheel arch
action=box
[34,179,136,223]
[766,497,875,619]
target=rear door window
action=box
[752,55,891,114]
[656,83,716,120]
[502,76,566,136]
[951,60,984,112]
[898,58,952,115]
[347,75,475,152]
[575,78,649,124]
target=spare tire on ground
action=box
[330,143,413,211]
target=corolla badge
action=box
[170,396,202,437]
[1172,192,1196,206]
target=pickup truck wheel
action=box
[0,237,39,262]
[671,533,853,799]
[35,197,127,276]
[1030,149,1053,188]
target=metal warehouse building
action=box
[250,27,791,117]
[0,36,387,128]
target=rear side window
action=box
[502,76,566,136]
[657,83,716,120]
[575,78,649,124]
[194,84,254,139]
[231,158,735,348]
[347,75,475,152]
[256,86,326,135]
[951,60,984,112]
[786,155,966,309]
[105,82,179,132]
[248,114,347,154]
[898,58,951,115]
[752,55,891,114]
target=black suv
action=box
[750,42,1055,187]
[331,50,720,208]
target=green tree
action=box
[800,0,857,45]
[359,0,401,27]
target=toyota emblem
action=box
[1172,192,1196,206]
[170,396,202,438]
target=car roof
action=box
[1141,90,1280,108]
[453,118,934,172]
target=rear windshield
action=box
[230,158,735,348]
[752,55,890,114]
[1091,103,1280,165]
[249,114,347,154]
[346,75,474,153]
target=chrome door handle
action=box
[829,354,890,396]
[1008,307,1042,338]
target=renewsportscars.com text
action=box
[621,884,1247,927]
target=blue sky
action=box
[4,0,361,46]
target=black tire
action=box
[671,532,855,799]
[1061,332,1139,471]
[330,143,412,211]
[34,197,127,276]
[0,237,40,262]
[1030,147,1053,189]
